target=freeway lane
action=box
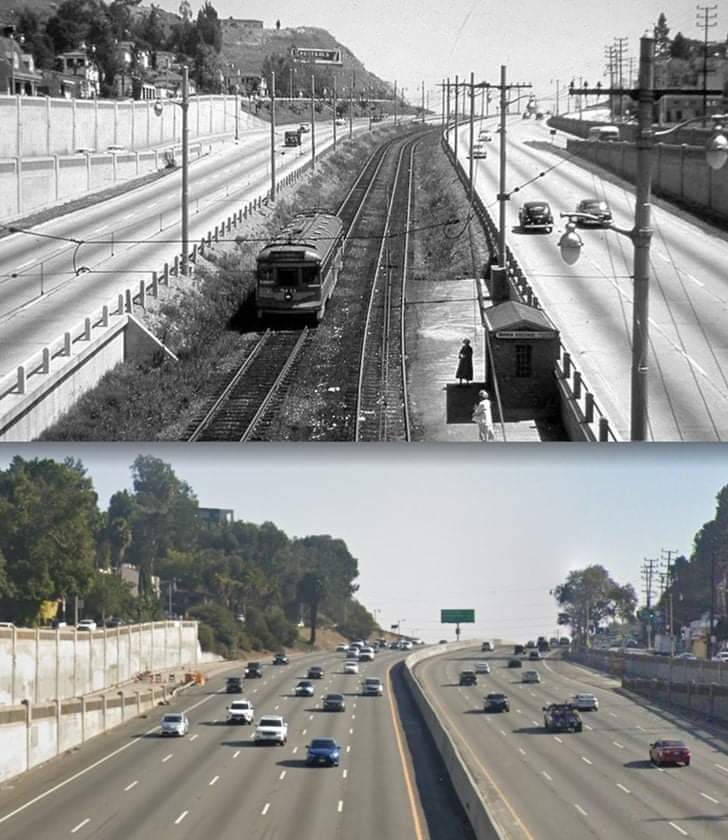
[0,120,369,381]
[415,645,728,839]
[455,117,728,440]
[0,647,425,840]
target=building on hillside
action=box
[654,54,728,123]
[55,46,101,98]
[197,507,235,526]
[0,28,44,95]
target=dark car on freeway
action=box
[307,665,324,679]
[575,198,613,226]
[273,653,289,665]
[322,693,346,712]
[649,739,690,767]
[519,201,553,233]
[295,680,315,697]
[306,737,341,766]
[484,693,510,713]
[225,676,243,693]
[459,670,478,686]
[513,644,525,655]
[245,662,263,678]
[507,658,523,668]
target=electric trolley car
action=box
[255,212,344,321]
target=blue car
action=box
[306,737,341,766]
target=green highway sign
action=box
[441,609,475,624]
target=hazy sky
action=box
[2,444,726,642]
[153,0,712,105]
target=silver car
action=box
[160,712,189,736]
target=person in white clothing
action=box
[472,390,495,441]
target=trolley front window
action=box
[301,266,320,285]
[276,266,299,287]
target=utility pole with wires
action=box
[613,36,629,118]
[642,556,659,648]
[661,548,680,652]
[604,44,616,120]
[697,4,718,125]
[468,70,475,194]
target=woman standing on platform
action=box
[455,338,473,385]
[472,390,495,441]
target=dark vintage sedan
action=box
[519,201,553,232]
[306,737,341,766]
[649,739,690,767]
[575,198,613,226]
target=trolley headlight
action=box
[284,290,293,301]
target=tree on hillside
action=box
[552,565,637,645]
[196,1,222,52]
[670,32,693,60]
[654,12,671,57]
[0,457,99,623]
[262,52,292,97]
[15,9,57,70]
[84,570,136,623]
[298,571,324,644]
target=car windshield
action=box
[488,694,505,701]
[298,681,312,687]
[259,717,281,727]
[311,739,336,749]
[163,715,182,723]
[661,740,686,747]
[326,694,343,701]
[527,204,548,213]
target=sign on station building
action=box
[483,301,560,417]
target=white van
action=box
[587,125,620,142]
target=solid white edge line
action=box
[70,817,90,833]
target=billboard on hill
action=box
[291,46,342,65]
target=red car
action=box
[649,739,690,767]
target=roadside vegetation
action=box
[0,454,377,655]
[41,126,401,441]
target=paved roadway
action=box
[0,120,370,381]
[415,643,728,839]
[456,117,728,440]
[0,647,428,840]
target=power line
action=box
[696,4,718,124]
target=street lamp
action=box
[154,65,189,275]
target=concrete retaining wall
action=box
[568,647,728,686]
[0,621,201,706]
[404,643,504,840]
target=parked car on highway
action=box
[484,693,510,712]
[160,712,189,736]
[507,658,523,668]
[306,737,341,766]
[343,660,359,674]
[245,662,263,678]
[649,739,690,767]
[519,203,553,233]
[459,670,478,686]
[295,680,315,697]
[322,693,346,712]
[253,715,288,745]
[575,198,613,226]
[474,661,491,674]
[522,670,541,683]
[362,677,384,696]
[572,693,599,711]
[308,665,324,679]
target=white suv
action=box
[254,715,288,745]
[77,620,97,632]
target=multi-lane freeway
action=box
[457,116,728,441]
[415,643,728,839]
[0,647,433,840]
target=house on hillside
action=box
[54,47,101,98]
[0,27,44,95]
[654,54,728,123]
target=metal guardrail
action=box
[440,130,619,442]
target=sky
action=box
[2,444,726,642]
[153,0,715,106]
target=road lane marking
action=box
[349,728,354,735]
[531,720,540,726]
[16,260,33,270]
[612,741,624,749]
[189,734,198,741]
[584,724,593,731]
[90,225,107,233]
[342,769,348,779]
[292,746,298,754]
[233,750,240,758]
[609,712,617,718]
[162,754,173,763]
[636,725,646,732]
[174,811,188,825]
[668,822,688,836]
[581,756,592,765]
[209,776,219,786]
[274,705,279,710]
[518,747,526,756]
[337,800,344,813]
[700,792,719,804]
[351,714,356,720]
[309,715,314,720]
[71,818,90,833]
[346,745,351,753]
[574,804,588,817]
[261,803,270,816]
[715,764,728,773]
[301,729,307,735]
[541,771,552,782]
[123,781,138,791]
[616,783,631,794]
[553,736,563,743]
[121,213,134,220]
[279,771,286,780]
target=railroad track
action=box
[354,139,418,441]
[186,329,308,441]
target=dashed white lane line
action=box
[16,260,33,270]
[581,756,592,765]
[518,747,526,756]
[123,781,138,792]
[351,714,356,720]
[574,804,588,817]
[612,741,624,749]
[636,725,646,732]
[90,225,107,233]
[337,800,343,813]
[233,750,240,758]
[531,720,540,726]
[261,803,270,816]
[541,771,552,782]
[584,724,593,731]
[301,729,307,736]
[279,771,286,780]
[668,822,688,836]
[342,769,348,779]
[346,745,351,753]
[309,715,314,720]
[616,783,631,794]
[349,728,354,735]
[608,712,617,718]
[274,705,279,711]
[174,811,188,825]
[209,776,219,786]
[715,763,728,774]
[552,736,563,744]
[71,818,90,833]
[162,754,173,763]
[121,213,134,220]
[292,747,298,754]
[499,729,507,736]
[700,792,719,804]
[189,734,198,741]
